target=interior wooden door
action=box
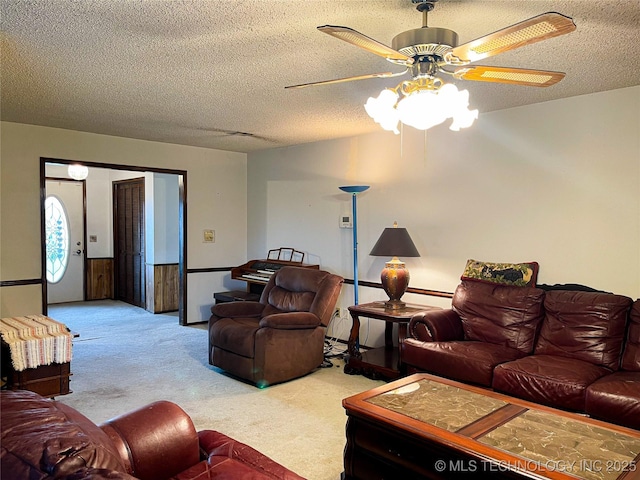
[113,178,145,308]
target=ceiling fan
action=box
[285,0,577,91]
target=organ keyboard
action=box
[231,248,319,293]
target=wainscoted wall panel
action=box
[146,263,179,313]
[86,258,114,300]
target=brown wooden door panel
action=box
[114,178,145,308]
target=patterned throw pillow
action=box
[461,259,539,287]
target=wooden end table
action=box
[344,301,440,380]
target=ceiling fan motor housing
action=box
[392,27,458,59]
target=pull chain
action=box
[424,130,428,166]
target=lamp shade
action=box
[370,227,419,258]
[370,224,419,310]
[339,185,370,194]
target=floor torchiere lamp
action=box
[339,185,370,305]
[370,222,420,310]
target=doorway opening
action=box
[40,158,187,325]
[45,179,86,304]
[113,177,146,308]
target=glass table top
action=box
[365,378,508,432]
[363,377,640,480]
[479,409,640,480]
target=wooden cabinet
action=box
[7,363,71,397]
[2,343,71,397]
[343,415,443,479]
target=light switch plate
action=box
[203,229,215,243]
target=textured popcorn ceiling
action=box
[1,0,639,153]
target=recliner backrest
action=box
[259,266,343,326]
[266,287,315,313]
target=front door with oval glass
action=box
[45,180,85,304]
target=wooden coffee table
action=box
[342,373,640,480]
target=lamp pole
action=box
[339,186,369,305]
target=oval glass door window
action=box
[45,195,70,283]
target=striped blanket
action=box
[0,315,72,372]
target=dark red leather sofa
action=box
[402,280,640,430]
[1,389,304,480]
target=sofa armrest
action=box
[260,312,320,330]
[60,467,138,479]
[210,301,265,319]
[99,401,200,480]
[408,309,463,341]
[198,430,305,480]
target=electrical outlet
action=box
[334,307,341,318]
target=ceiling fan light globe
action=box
[364,89,398,118]
[397,91,446,130]
[438,82,459,95]
[454,88,470,109]
[450,108,479,131]
[379,88,399,104]
[365,88,398,115]
[377,111,401,134]
[364,97,378,118]
[365,89,400,133]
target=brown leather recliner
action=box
[209,266,344,387]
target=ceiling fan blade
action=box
[450,12,576,63]
[318,25,413,65]
[285,71,405,90]
[453,65,566,87]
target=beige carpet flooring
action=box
[48,300,384,480]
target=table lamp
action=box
[370,222,420,309]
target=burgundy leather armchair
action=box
[209,266,343,387]
[1,389,305,479]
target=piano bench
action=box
[214,290,261,304]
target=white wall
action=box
[86,168,117,258]
[2,87,639,330]
[247,86,640,347]
[142,171,180,265]
[151,173,180,265]
[1,123,247,323]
